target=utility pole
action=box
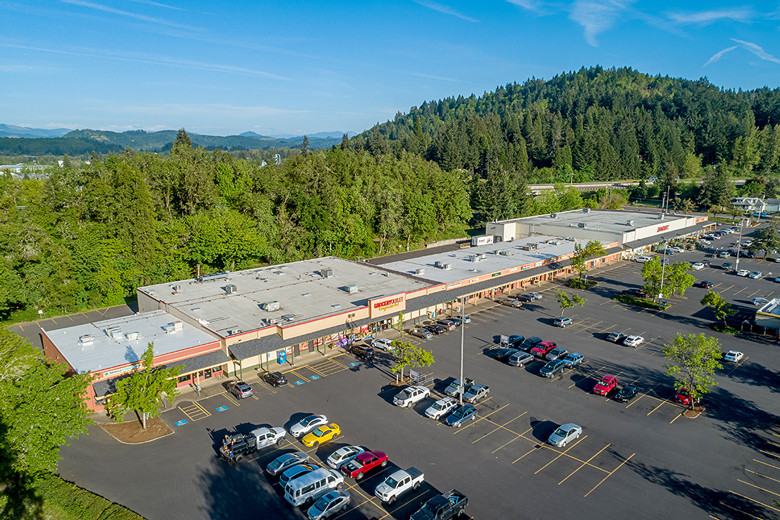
[458,295,465,405]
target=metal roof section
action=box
[381,236,598,284]
[42,310,220,375]
[137,257,432,338]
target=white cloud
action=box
[569,0,635,47]
[61,0,194,30]
[731,39,780,65]
[506,0,541,11]
[703,45,738,67]
[129,0,186,11]
[413,0,479,23]
[669,9,752,25]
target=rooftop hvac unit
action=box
[125,331,139,341]
[583,208,591,213]
[228,329,243,336]
[479,253,486,260]
[196,271,230,283]
[498,250,509,256]
[268,318,278,325]
[78,334,94,345]
[627,220,635,226]
[550,213,557,218]
[281,314,295,322]
[225,283,237,294]
[173,320,183,331]
[342,284,359,294]
[163,323,175,333]
[578,223,586,228]
[414,268,426,275]
[434,260,444,268]
[262,301,281,312]
[331,304,341,309]
[321,267,334,278]
[171,285,180,293]
[273,270,285,276]
[443,263,453,270]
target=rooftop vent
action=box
[301,292,310,297]
[225,283,237,294]
[228,329,243,336]
[331,304,341,309]
[171,285,180,293]
[550,213,557,218]
[78,334,94,345]
[196,271,229,283]
[125,331,139,341]
[577,223,586,228]
[281,314,295,322]
[627,220,635,226]
[443,263,453,270]
[434,260,444,268]
[342,284,359,294]
[262,301,281,312]
[105,326,123,340]
[321,267,334,278]
[414,268,426,275]
[163,321,184,334]
[583,208,592,213]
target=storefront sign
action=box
[509,267,518,272]
[658,224,670,232]
[102,363,141,378]
[521,264,533,271]
[695,217,707,224]
[369,293,406,318]
[491,272,501,277]
[535,261,543,267]
[446,282,462,289]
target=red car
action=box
[593,375,618,396]
[675,388,699,406]
[530,340,557,358]
[340,450,388,480]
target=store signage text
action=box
[374,296,404,310]
[658,225,670,232]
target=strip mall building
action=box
[41,209,715,411]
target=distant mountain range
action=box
[0,125,356,155]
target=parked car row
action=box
[409,316,472,340]
[490,334,585,378]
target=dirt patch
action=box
[100,417,174,444]
[682,406,705,419]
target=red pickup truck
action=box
[340,450,388,480]
[530,340,556,358]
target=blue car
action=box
[445,404,478,427]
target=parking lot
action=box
[58,226,779,520]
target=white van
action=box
[284,467,344,507]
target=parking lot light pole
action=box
[459,295,465,406]
[658,241,667,304]
[735,218,746,273]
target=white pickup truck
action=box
[393,385,431,407]
[374,467,424,504]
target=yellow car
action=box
[301,423,341,447]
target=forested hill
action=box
[0,129,342,156]
[351,67,780,183]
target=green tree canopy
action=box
[700,291,736,326]
[556,290,587,316]
[663,333,723,410]
[105,343,182,429]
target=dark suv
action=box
[351,344,375,360]
[262,371,287,387]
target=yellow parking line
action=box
[492,427,532,454]
[472,412,527,444]
[584,453,635,498]
[513,445,542,464]
[647,401,666,416]
[379,489,435,519]
[728,490,780,512]
[718,501,762,520]
[669,411,684,424]
[759,450,780,460]
[222,392,240,407]
[733,287,746,296]
[754,459,780,471]
[746,469,780,483]
[739,479,780,497]
[535,436,588,474]
[559,444,611,485]
[452,401,505,434]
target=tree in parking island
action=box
[748,219,780,258]
[663,333,722,410]
[642,258,694,300]
[570,240,606,287]
[391,342,434,383]
[700,292,736,331]
[106,342,183,430]
[556,291,586,316]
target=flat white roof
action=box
[382,236,600,284]
[497,209,692,234]
[43,310,219,374]
[138,257,431,338]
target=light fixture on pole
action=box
[658,241,667,306]
[459,295,465,406]
[735,218,747,273]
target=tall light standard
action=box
[735,218,748,273]
[458,295,465,405]
[658,241,668,306]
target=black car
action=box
[698,280,713,288]
[520,336,543,351]
[614,385,638,402]
[351,344,374,360]
[263,371,287,387]
[425,324,447,335]
[491,348,520,361]
[622,288,648,298]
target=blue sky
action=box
[1,1,779,136]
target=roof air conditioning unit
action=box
[229,329,243,335]
[434,260,443,268]
[281,314,295,322]
[443,263,452,270]
[125,331,139,341]
[342,284,359,294]
[414,268,426,275]
[79,334,94,345]
[321,268,334,278]
[583,208,591,213]
[173,321,183,331]
[106,326,123,340]
[627,220,635,226]
[225,283,237,294]
[262,301,281,312]
[550,213,557,218]
[163,323,175,333]
[578,223,586,228]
